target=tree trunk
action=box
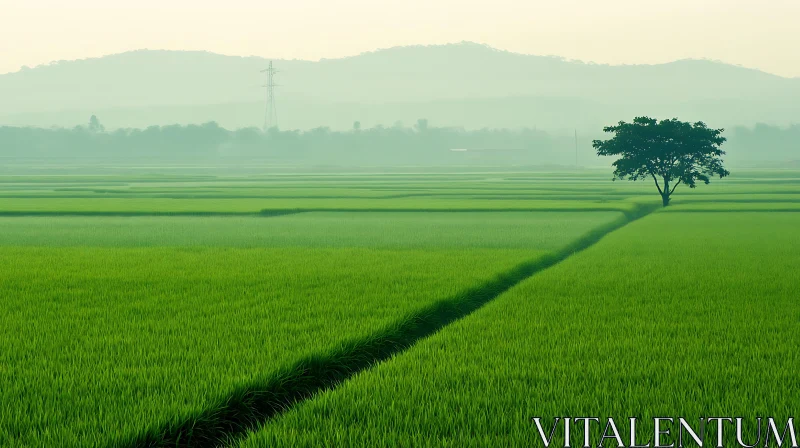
[662,178,671,207]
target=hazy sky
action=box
[2,0,798,77]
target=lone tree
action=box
[593,117,729,206]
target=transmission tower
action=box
[261,61,279,130]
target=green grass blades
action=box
[0,212,622,249]
[0,247,533,447]
[0,197,636,213]
[2,168,798,448]
[0,211,621,447]
[235,212,800,447]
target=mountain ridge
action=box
[3,42,792,79]
[2,42,798,130]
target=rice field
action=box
[1,246,539,447]
[0,212,620,249]
[0,169,797,447]
[234,212,800,447]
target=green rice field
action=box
[1,169,798,447]
[236,212,800,447]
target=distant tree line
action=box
[0,119,797,166]
[0,119,576,166]
[727,123,800,163]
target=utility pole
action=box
[261,61,279,131]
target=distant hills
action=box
[2,42,799,132]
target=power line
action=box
[261,61,280,131]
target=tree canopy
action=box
[593,117,730,206]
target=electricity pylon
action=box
[261,61,279,130]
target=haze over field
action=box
[4,0,800,77]
[2,43,800,132]
[1,0,799,167]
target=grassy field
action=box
[235,211,800,447]
[0,169,797,447]
[0,212,620,249]
[1,246,530,447]
[0,205,622,447]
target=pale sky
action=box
[2,0,798,77]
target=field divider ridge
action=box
[0,206,636,217]
[0,210,301,217]
[256,206,635,213]
[119,202,659,448]
[662,207,800,213]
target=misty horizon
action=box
[3,41,800,137]
[4,0,800,78]
[4,41,798,80]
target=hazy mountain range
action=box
[2,42,799,132]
